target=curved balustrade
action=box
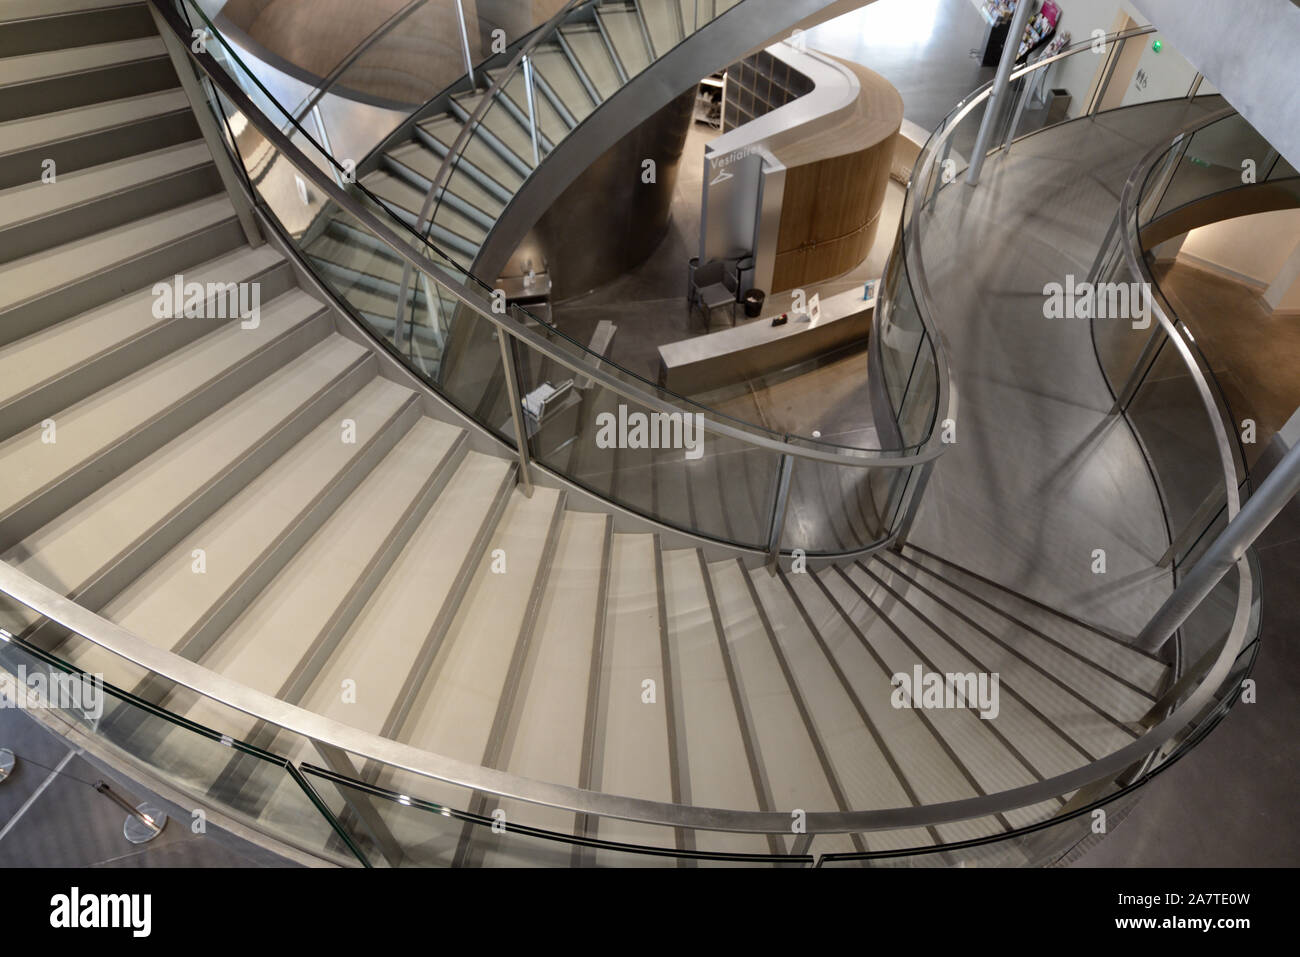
[0,9,1266,868]
[168,0,951,561]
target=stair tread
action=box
[419,112,526,189]
[483,511,607,855]
[0,243,282,410]
[0,287,322,519]
[706,558,857,855]
[0,139,210,233]
[0,0,143,23]
[899,546,1168,690]
[0,87,188,157]
[747,567,935,853]
[592,532,674,851]
[364,170,488,247]
[65,377,417,687]
[597,5,652,77]
[5,334,367,600]
[0,194,235,316]
[387,140,506,218]
[783,568,1002,845]
[559,24,620,100]
[308,233,406,289]
[662,548,770,855]
[168,416,462,740]
[486,68,568,147]
[0,34,164,87]
[640,0,684,57]
[531,46,593,123]
[298,451,507,737]
[389,485,562,815]
[819,568,1059,832]
[847,562,1092,785]
[869,554,1146,749]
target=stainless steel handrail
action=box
[0,552,1253,835]
[160,1,949,471]
[391,0,591,334]
[7,6,1260,845]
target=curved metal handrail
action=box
[157,0,949,471]
[2,13,1260,845]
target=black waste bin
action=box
[743,289,766,318]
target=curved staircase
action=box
[0,1,1265,868]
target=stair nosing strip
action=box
[830,565,1062,818]
[871,552,1145,739]
[699,554,786,857]
[893,546,1165,695]
[775,566,937,850]
[857,559,1106,764]
[572,514,614,866]
[812,568,1015,834]
[456,489,569,867]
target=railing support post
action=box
[522,55,541,166]
[498,329,535,497]
[1001,69,1034,152]
[766,453,794,572]
[1134,437,1300,653]
[1089,36,1126,116]
[310,741,405,867]
[1108,324,1166,415]
[965,0,1035,186]
[455,0,476,90]
[893,461,934,550]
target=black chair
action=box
[689,257,741,329]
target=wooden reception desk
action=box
[659,286,875,396]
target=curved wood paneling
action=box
[769,58,902,293]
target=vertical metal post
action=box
[310,740,405,868]
[455,0,475,89]
[766,453,794,571]
[892,461,934,550]
[311,104,346,189]
[497,328,535,497]
[965,0,1035,185]
[522,56,541,166]
[1001,69,1035,152]
[1089,36,1126,116]
[1109,325,1166,415]
[1134,435,1300,653]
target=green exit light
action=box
[1152,39,1163,52]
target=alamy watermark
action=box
[1043,275,1152,329]
[595,405,705,460]
[0,665,104,721]
[152,275,261,329]
[891,665,1000,719]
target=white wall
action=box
[1177,208,1300,301]
[1031,0,1207,119]
[1132,0,1300,171]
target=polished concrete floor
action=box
[548,116,902,443]
[908,98,1225,635]
[1077,433,1300,868]
[0,704,295,868]
[1154,260,1300,463]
